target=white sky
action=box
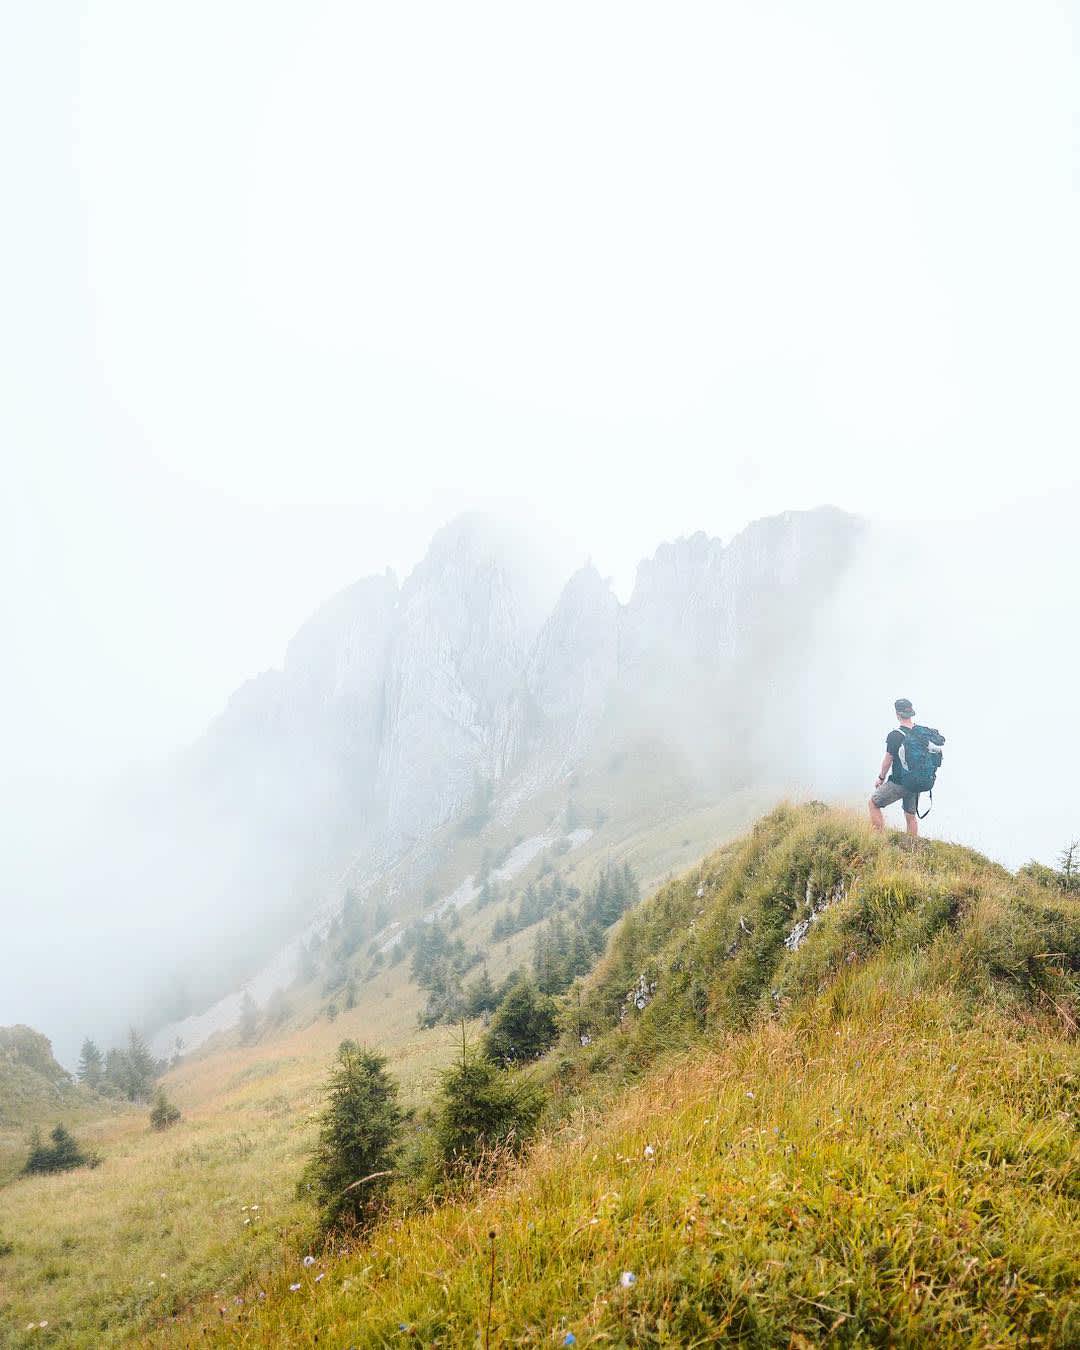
[3,1,1078,785]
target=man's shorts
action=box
[871,780,920,815]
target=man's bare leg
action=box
[869,798,885,832]
[904,811,919,837]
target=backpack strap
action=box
[917,789,933,820]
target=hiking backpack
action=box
[896,724,946,815]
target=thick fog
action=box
[2,2,1077,1061]
[788,493,1080,866]
[6,496,1079,1064]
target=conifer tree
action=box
[149,1090,181,1129]
[301,1043,403,1230]
[47,1123,84,1170]
[1057,841,1080,892]
[464,967,499,1017]
[482,978,558,1066]
[434,1041,545,1173]
[123,1028,156,1102]
[23,1126,44,1173]
[103,1046,128,1097]
[24,1123,92,1174]
[77,1038,103,1090]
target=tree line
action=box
[413,862,639,1033]
[300,859,636,1236]
[75,1027,162,1102]
[23,1028,180,1176]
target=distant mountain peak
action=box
[102,505,869,1040]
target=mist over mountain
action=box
[167,508,862,933]
[5,498,1077,1061]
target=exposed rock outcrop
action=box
[142,505,861,1030]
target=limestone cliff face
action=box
[622,529,727,672]
[515,563,621,775]
[282,570,399,828]
[376,516,543,849]
[178,505,861,937]
[184,570,399,869]
[283,571,399,736]
[616,507,863,777]
[622,508,859,679]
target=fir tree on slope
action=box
[127,1027,158,1101]
[105,1028,158,1102]
[149,1090,182,1130]
[433,1043,545,1174]
[77,1037,103,1090]
[482,978,559,1066]
[464,967,499,1017]
[301,1041,405,1231]
[24,1123,97,1175]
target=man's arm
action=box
[875,752,892,788]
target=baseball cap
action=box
[894,697,915,717]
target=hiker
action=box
[869,698,945,836]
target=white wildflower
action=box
[620,1271,637,1288]
[303,1255,316,1267]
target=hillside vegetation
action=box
[0,1027,95,1187]
[0,774,757,1348]
[169,805,1079,1347]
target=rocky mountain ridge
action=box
[118,506,862,1042]
[191,507,860,874]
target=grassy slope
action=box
[159,805,1079,1347]
[0,956,460,1347]
[0,1069,99,1190]
[0,759,755,1347]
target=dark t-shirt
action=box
[885,728,909,784]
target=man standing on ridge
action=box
[869,697,941,836]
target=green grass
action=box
[153,804,1079,1346]
[162,994,1078,1346]
[0,962,462,1347]
[3,802,1077,1346]
[0,1047,99,1189]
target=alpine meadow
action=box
[4,3,1080,1347]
